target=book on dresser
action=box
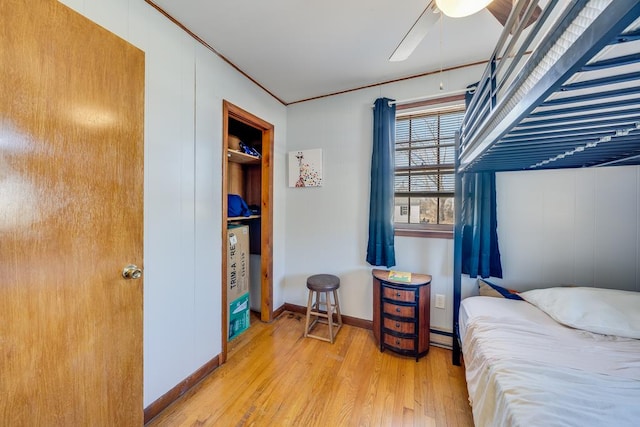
[388,270,412,282]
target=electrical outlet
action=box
[435,294,446,309]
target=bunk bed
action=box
[452,0,640,425]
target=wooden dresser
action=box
[372,269,432,360]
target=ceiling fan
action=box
[389,0,541,61]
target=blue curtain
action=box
[460,172,503,278]
[366,98,396,267]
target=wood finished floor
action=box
[147,311,474,427]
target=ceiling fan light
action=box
[435,0,493,18]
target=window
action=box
[394,103,465,237]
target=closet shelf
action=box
[227,215,261,222]
[228,149,260,165]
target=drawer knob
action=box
[395,322,400,328]
[396,339,400,345]
[396,292,401,297]
[395,308,400,313]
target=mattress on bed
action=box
[460,296,640,427]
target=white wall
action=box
[285,66,486,335]
[57,0,287,407]
[492,166,640,292]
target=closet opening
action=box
[221,100,274,364]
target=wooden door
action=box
[0,1,144,425]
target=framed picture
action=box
[288,149,323,187]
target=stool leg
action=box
[304,289,314,337]
[326,291,334,343]
[333,289,343,327]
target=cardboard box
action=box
[228,225,250,340]
[227,225,250,302]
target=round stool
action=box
[304,274,343,343]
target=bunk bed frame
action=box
[452,0,640,365]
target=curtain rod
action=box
[372,87,475,108]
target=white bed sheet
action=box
[460,296,640,427]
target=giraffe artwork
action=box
[294,152,306,187]
[288,149,323,187]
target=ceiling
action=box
[148,0,505,105]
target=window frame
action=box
[393,94,465,239]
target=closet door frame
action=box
[221,100,274,363]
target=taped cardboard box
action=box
[227,225,250,340]
[227,225,249,301]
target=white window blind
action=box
[394,106,464,227]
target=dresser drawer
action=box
[383,334,415,351]
[383,317,415,335]
[383,302,415,318]
[382,286,416,303]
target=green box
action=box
[228,292,250,341]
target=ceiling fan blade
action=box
[487,0,541,28]
[389,0,439,62]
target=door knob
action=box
[122,264,142,280]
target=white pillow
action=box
[519,287,640,339]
